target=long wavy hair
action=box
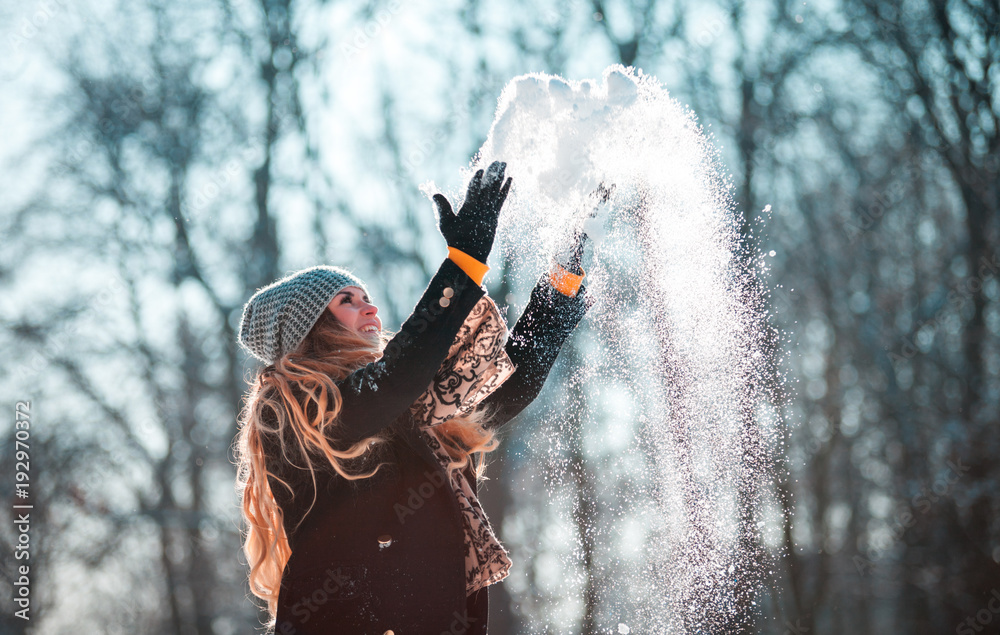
[234,307,498,624]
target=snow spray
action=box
[432,65,781,634]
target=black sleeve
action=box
[333,258,486,444]
[480,276,591,431]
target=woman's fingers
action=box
[433,193,455,223]
[434,194,461,244]
[458,162,510,222]
[485,175,511,217]
[466,169,485,200]
[478,161,507,203]
[484,161,505,187]
[497,176,512,206]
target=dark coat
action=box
[264,258,589,635]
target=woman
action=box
[234,161,592,634]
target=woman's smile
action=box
[328,286,381,336]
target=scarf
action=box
[409,294,515,596]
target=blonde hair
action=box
[233,309,498,625]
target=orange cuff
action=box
[448,247,490,286]
[549,264,585,297]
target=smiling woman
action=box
[327,286,382,336]
[232,161,593,634]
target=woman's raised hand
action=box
[554,182,613,275]
[433,161,513,263]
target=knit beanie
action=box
[238,265,370,365]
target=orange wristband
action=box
[447,247,490,286]
[549,264,585,297]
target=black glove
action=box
[558,230,588,276]
[556,182,612,276]
[433,161,512,263]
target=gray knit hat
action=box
[238,265,370,365]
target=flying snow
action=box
[437,66,779,633]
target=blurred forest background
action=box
[1,0,997,633]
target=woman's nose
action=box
[362,301,378,316]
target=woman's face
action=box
[327,286,381,337]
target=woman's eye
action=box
[340,296,351,304]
